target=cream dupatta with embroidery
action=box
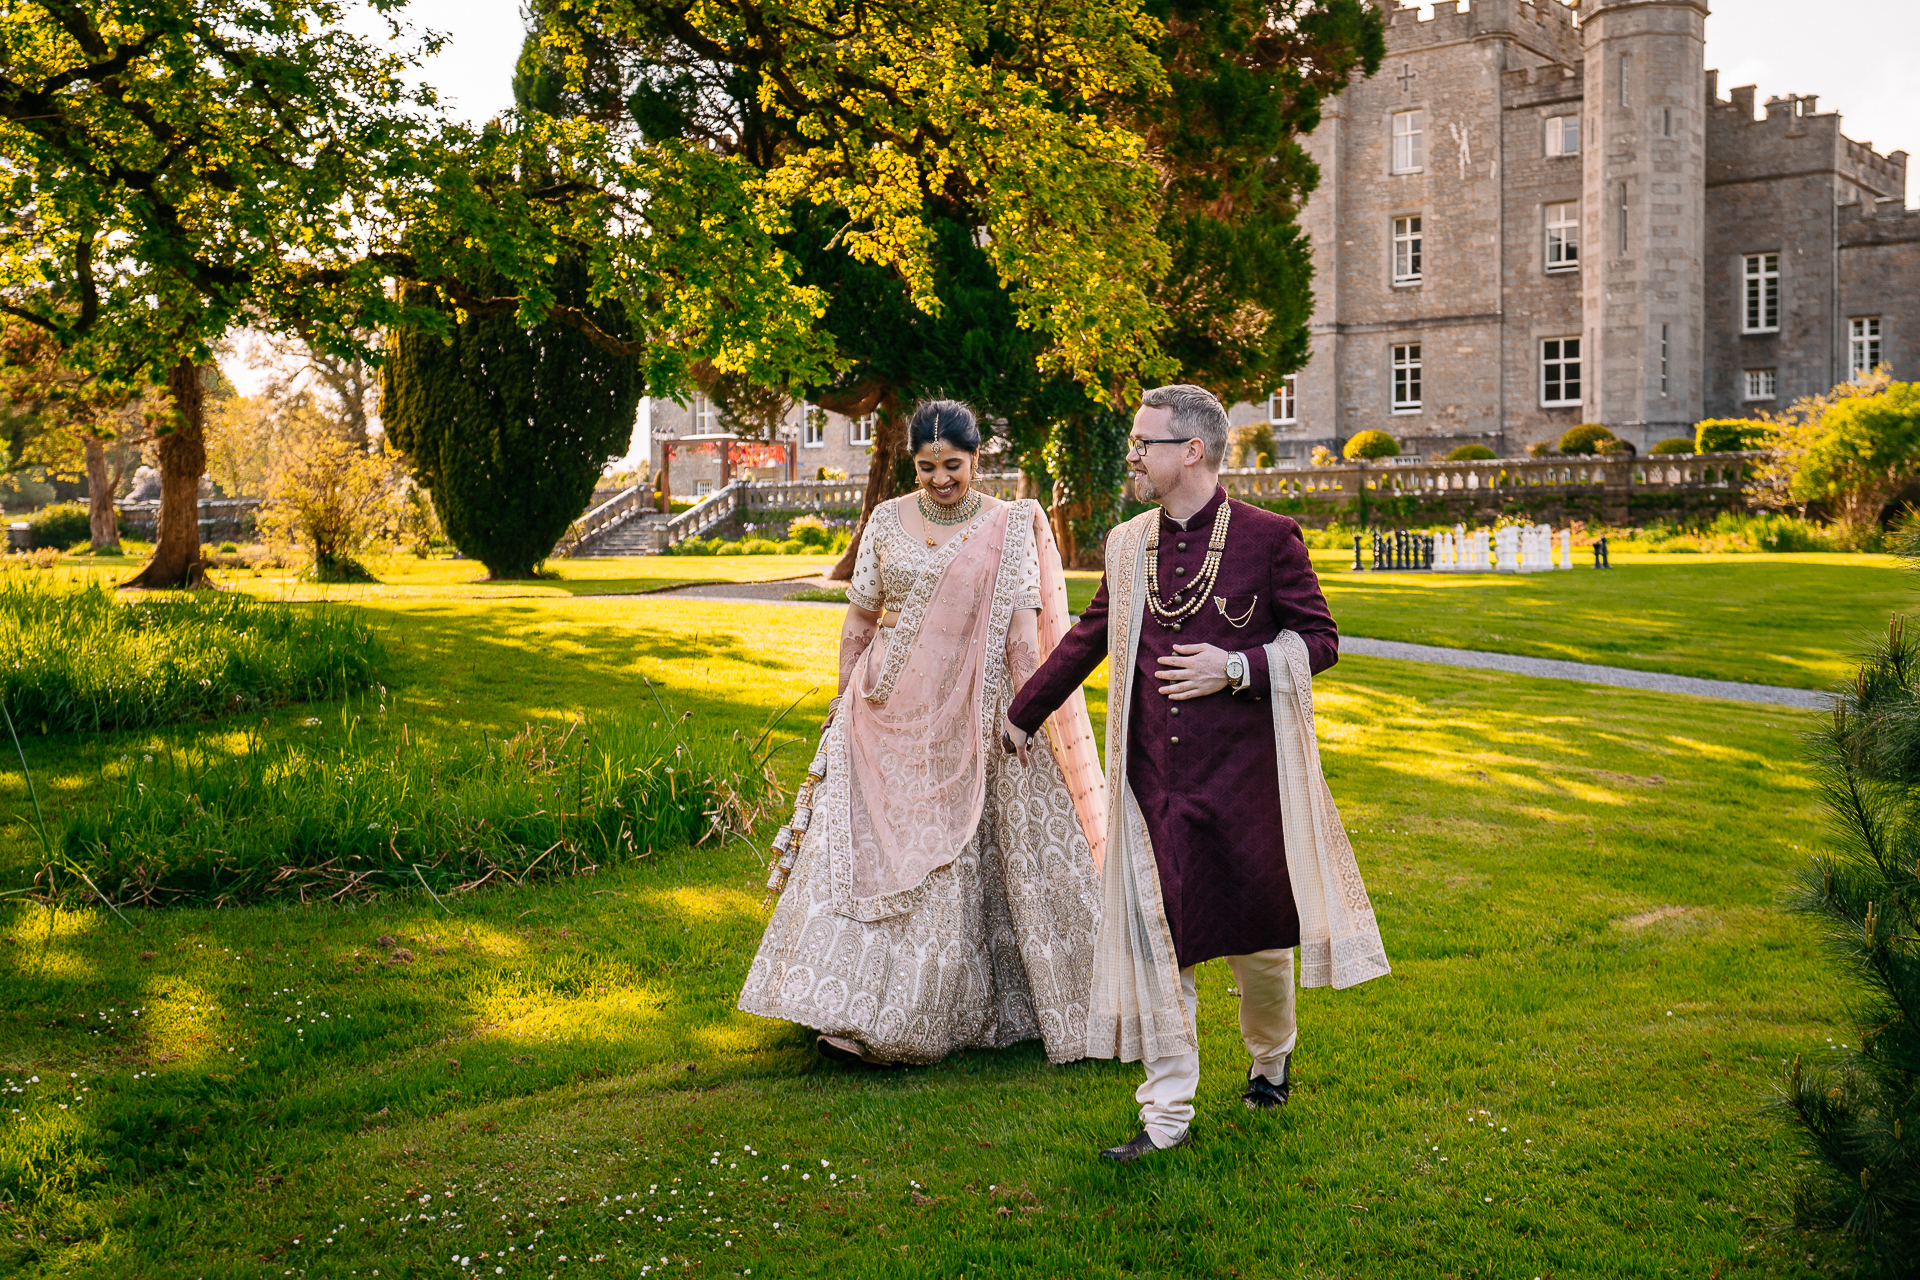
[1086,511,1390,1065]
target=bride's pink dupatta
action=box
[834,501,1106,921]
[1030,504,1108,870]
[838,505,1010,917]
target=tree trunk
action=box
[828,388,905,582]
[125,357,208,589]
[82,433,120,550]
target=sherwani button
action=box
[1175,566,1187,576]
[1170,736,1180,744]
[1169,706,1180,716]
[1177,541,1188,551]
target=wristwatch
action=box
[1224,651,1247,690]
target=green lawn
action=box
[0,562,1883,1277]
[1056,553,1909,692]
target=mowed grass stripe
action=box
[0,655,1838,1277]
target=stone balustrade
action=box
[1217,451,1760,514]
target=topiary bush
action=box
[1557,424,1618,456]
[1445,444,1496,461]
[27,502,90,551]
[1695,418,1768,453]
[1343,430,1398,460]
[1650,437,1695,455]
[787,514,832,548]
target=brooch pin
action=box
[1214,595,1257,628]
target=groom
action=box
[1006,383,1388,1162]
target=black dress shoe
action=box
[1242,1057,1293,1111]
[1099,1129,1190,1163]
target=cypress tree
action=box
[382,258,642,579]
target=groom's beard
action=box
[1131,469,1160,502]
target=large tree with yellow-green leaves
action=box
[528,0,1383,569]
[0,0,834,587]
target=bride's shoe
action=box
[816,1035,899,1067]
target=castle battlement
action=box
[1707,77,1907,199]
[1840,199,1920,248]
[1377,0,1580,57]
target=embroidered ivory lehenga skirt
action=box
[737,497,1103,1065]
[736,689,1102,1065]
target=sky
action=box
[226,0,1919,453]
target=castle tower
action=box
[1579,0,1708,446]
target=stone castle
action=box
[1276,0,1918,459]
[652,0,1917,487]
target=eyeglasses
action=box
[1125,437,1194,458]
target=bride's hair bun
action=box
[907,399,981,454]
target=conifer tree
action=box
[383,263,641,580]
[1780,524,1920,1268]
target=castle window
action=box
[1742,253,1780,332]
[693,393,718,434]
[1544,116,1578,157]
[1619,54,1631,110]
[1663,107,1673,138]
[1744,369,1777,401]
[1269,375,1297,425]
[1391,110,1423,174]
[1392,215,1423,285]
[1541,338,1581,407]
[801,403,826,448]
[1545,202,1578,272]
[1660,323,1670,395]
[849,412,876,446]
[1391,344,1422,413]
[1850,316,1882,378]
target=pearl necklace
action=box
[917,489,982,545]
[1144,501,1231,631]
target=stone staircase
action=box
[575,512,673,556]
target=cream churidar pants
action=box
[1137,947,1298,1148]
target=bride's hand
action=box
[1003,719,1033,767]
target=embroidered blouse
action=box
[846,496,1042,614]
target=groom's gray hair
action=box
[1140,384,1230,468]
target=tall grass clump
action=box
[56,711,780,907]
[1774,531,1920,1268]
[0,578,382,734]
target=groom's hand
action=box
[1156,643,1233,700]
[1003,718,1034,766]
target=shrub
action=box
[1557,424,1618,455]
[741,537,781,555]
[787,514,832,548]
[257,423,405,583]
[26,502,90,550]
[56,714,777,907]
[1445,444,1496,461]
[1695,418,1768,453]
[815,467,848,481]
[0,578,382,734]
[1342,430,1398,460]
[1309,445,1339,466]
[779,539,806,554]
[1650,437,1694,455]
[715,541,749,556]
[1775,563,1920,1267]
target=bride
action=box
[738,399,1106,1066]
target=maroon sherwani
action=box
[1008,486,1339,968]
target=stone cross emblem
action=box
[1397,63,1416,93]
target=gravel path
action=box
[1339,636,1830,709]
[649,582,1832,709]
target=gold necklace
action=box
[1144,501,1231,631]
[917,489,981,545]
